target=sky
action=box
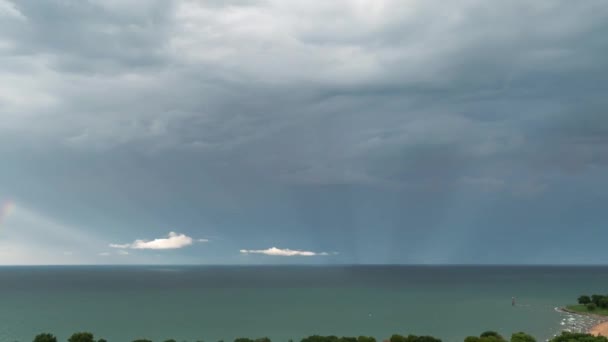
[1,0,607,265]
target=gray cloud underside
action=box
[2,0,606,183]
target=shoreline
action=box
[558,307,608,337]
[590,322,608,337]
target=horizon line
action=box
[1,263,608,267]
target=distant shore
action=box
[560,307,608,337]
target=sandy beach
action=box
[590,322,608,337]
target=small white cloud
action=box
[198,238,209,242]
[99,250,129,256]
[109,243,130,248]
[239,247,330,257]
[110,232,193,250]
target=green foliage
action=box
[357,336,376,342]
[301,336,339,342]
[340,338,357,342]
[390,335,407,342]
[511,332,536,342]
[24,330,599,342]
[98,340,107,342]
[549,332,608,342]
[578,296,592,305]
[465,331,506,342]
[235,338,254,342]
[592,295,606,306]
[235,338,272,342]
[389,334,441,342]
[299,336,376,342]
[587,303,597,311]
[576,294,608,309]
[68,332,95,342]
[566,304,608,316]
[480,332,503,339]
[300,336,435,342]
[409,336,441,342]
[33,333,57,342]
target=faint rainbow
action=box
[0,200,16,225]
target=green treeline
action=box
[578,295,608,311]
[30,331,608,342]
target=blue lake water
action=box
[1,266,607,342]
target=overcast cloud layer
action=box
[1,0,607,265]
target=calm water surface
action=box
[1,266,607,342]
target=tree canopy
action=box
[300,336,339,342]
[464,331,506,342]
[235,337,271,342]
[33,333,57,342]
[357,336,376,342]
[578,296,592,305]
[511,332,536,342]
[21,329,608,342]
[580,294,608,308]
[68,332,96,342]
[550,332,608,342]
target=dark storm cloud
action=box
[1,0,608,264]
[1,0,173,73]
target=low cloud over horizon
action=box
[110,232,195,250]
[240,247,331,257]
